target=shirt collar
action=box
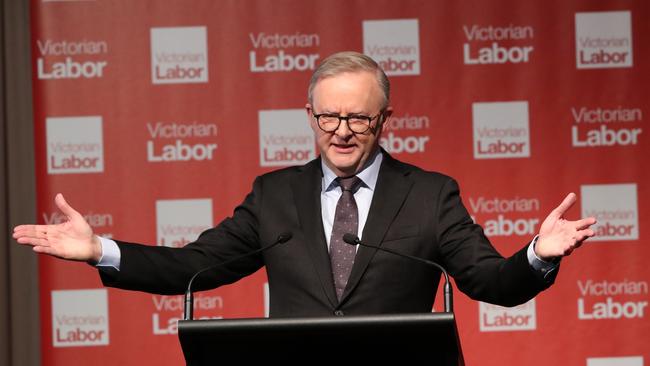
[321,149,383,192]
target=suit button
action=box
[334,310,344,316]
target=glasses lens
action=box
[347,117,370,133]
[318,115,340,132]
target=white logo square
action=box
[46,116,104,174]
[151,26,209,84]
[581,184,638,241]
[156,198,213,248]
[479,299,536,332]
[259,109,315,167]
[472,101,530,159]
[52,289,109,347]
[587,356,644,366]
[576,11,633,69]
[363,19,420,76]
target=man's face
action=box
[306,71,391,177]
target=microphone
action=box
[342,233,453,313]
[184,232,293,320]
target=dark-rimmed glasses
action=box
[312,111,383,134]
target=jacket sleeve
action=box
[436,177,557,307]
[99,177,265,295]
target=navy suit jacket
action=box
[100,152,556,317]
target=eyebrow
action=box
[318,110,370,115]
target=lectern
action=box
[178,312,464,364]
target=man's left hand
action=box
[535,192,597,261]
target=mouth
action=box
[331,143,357,153]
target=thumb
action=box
[550,192,577,220]
[54,193,82,220]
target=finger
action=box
[550,193,577,219]
[576,228,596,241]
[13,226,32,238]
[573,217,597,230]
[16,236,50,247]
[13,225,47,239]
[15,224,64,242]
[55,193,83,221]
[13,224,33,233]
[33,245,57,256]
[15,224,55,233]
[14,224,43,234]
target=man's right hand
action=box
[13,193,102,263]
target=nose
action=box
[334,118,353,138]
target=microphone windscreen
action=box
[342,233,359,245]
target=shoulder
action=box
[254,157,321,185]
[382,153,456,186]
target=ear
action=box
[378,106,393,135]
[306,103,318,132]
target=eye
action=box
[348,115,370,124]
[319,114,340,122]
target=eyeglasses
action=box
[312,111,383,134]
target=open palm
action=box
[535,193,597,260]
[13,193,101,262]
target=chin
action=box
[323,147,362,171]
[329,158,360,174]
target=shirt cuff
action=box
[96,236,121,270]
[527,235,559,278]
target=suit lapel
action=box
[340,153,413,303]
[291,158,338,308]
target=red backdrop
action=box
[30,0,648,365]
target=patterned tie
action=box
[330,176,363,300]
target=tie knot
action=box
[337,176,362,193]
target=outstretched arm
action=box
[535,193,597,261]
[13,193,102,263]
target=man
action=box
[14,51,596,317]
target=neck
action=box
[327,147,381,177]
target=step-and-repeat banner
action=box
[30,0,648,365]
